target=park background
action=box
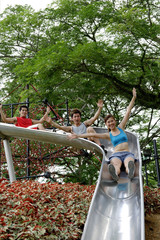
[0,0,160,239]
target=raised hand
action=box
[47,106,51,114]
[97,99,103,108]
[44,115,52,124]
[132,88,136,98]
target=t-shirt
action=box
[15,117,33,128]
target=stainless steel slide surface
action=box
[81,127,145,240]
[0,123,103,155]
[0,123,144,240]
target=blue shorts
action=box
[109,151,136,163]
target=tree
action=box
[0,0,159,187]
[0,0,159,108]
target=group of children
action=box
[0,88,137,182]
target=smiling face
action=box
[105,116,116,130]
[19,107,28,118]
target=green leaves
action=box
[0,0,159,170]
[0,0,160,108]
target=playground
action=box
[0,0,160,239]
[0,120,160,239]
[0,85,159,240]
[0,121,144,239]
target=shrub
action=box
[144,186,160,215]
[0,179,95,240]
[1,179,160,239]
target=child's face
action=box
[19,107,28,117]
[105,117,116,130]
[71,113,81,125]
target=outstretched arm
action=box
[0,104,17,124]
[68,132,110,140]
[119,88,136,129]
[44,107,72,132]
[32,106,51,124]
[84,99,103,126]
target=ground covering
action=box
[0,179,94,240]
[144,186,160,240]
[0,179,160,239]
[144,186,160,214]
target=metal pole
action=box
[153,139,160,187]
[66,99,70,126]
[26,139,30,178]
[26,84,30,113]
[3,139,16,183]
[10,103,13,117]
[26,84,30,178]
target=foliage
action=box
[1,101,160,187]
[0,138,101,185]
[0,179,160,240]
[0,178,95,240]
[62,153,101,185]
[0,0,159,108]
[144,186,160,215]
[142,161,158,188]
[0,0,160,187]
[0,103,101,185]
[141,138,160,188]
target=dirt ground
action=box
[145,214,160,240]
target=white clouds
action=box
[0,0,53,13]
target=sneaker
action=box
[100,145,108,154]
[128,161,135,179]
[108,164,119,182]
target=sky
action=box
[0,0,53,13]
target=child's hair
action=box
[19,105,28,111]
[70,108,82,118]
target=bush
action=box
[1,179,160,239]
[0,179,95,240]
[144,186,160,215]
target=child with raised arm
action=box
[69,88,137,181]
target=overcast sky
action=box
[0,0,53,13]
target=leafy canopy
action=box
[0,0,159,108]
[0,1,160,181]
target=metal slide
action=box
[0,123,144,239]
[81,127,145,240]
